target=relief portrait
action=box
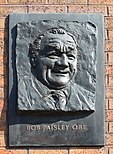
[16,20,97,112]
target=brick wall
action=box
[0,0,112,153]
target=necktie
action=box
[51,90,67,110]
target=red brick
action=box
[105,134,109,144]
[88,0,104,4]
[0,54,7,64]
[0,88,4,98]
[0,0,6,4]
[106,99,109,110]
[69,149,83,154]
[48,0,87,4]
[106,65,113,75]
[84,149,100,154]
[109,99,113,109]
[106,110,113,121]
[88,5,107,15]
[0,129,5,135]
[0,34,5,54]
[0,99,5,110]
[0,31,4,42]
[0,43,5,54]
[105,29,108,40]
[106,122,109,134]
[0,110,6,121]
[0,31,4,40]
[8,0,46,4]
[0,65,4,75]
[106,75,108,86]
[8,0,28,4]
[28,0,46,3]
[13,150,28,154]
[0,5,27,17]
[109,122,113,133]
[0,150,27,154]
[0,31,4,53]
[0,42,4,54]
[110,148,113,154]
[108,30,113,40]
[68,5,107,15]
[32,0,47,2]
[0,18,5,29]
[0,127,6,137]
[0,135,6,147]
[107,76,113,86]
[108,6,113,16]
[68,5,88,13]
[0,124,6,138]
[28,5,67,13]
[0,119,6,131]
[104,0,113,4]
[99,147,108,154]
[106,52,113,63]
[89,0,113,4]
[0,65,7,76]
[108,76,113,86]
[106,134,113,145]
[105,17,113,29]
[29,150,67,154]
[70,148,107,154]
[106,87,113,98]
[0,76,5,87]
[0,117,6,131]
[105,41,113,51]
[105,52,108,64]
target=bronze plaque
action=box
[9,13,105,147]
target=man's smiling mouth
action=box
[52,70,69,76]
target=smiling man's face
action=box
[35,32,77,89]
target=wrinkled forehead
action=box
[40,33,76,49]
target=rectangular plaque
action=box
[9,13,105,147]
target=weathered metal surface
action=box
[9,13,105,147]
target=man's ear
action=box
[73,57,77,71]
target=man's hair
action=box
[29,27,77,67]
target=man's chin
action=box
[47,80,70,89]
[46,73,71,89]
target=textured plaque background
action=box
[9,13,105,147]
[16,20,96,112]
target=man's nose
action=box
[57,54,68,67]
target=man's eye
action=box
[67,55,75,60]
[47,53,59,59]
